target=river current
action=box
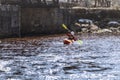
[0,34,120,80]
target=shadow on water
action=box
[0,34,120,80]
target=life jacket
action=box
[66,33,77,41]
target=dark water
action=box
[0,34,120,80]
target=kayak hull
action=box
[63,39,74,45]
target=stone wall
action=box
[72,9,120,21]
[70,8,120,28]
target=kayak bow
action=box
[63,39,74,45]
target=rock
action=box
[90,24,99,31]
[75,22,81,27]
[110,27,118,32]
[117,27,120,33]
[94,29,112,33]
[81,28,88,32]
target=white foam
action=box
[0,60,11,72]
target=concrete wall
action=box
[21,8,67,35]
[0,5,20,37]
[0,4,71,37]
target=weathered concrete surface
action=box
[21,8,65,35]
[0,5,20,37]
[0,6,67,37]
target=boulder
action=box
[90,24,99,31]
[94,29,112,33]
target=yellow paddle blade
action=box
[77,40,83,45]
[62,24,68,30]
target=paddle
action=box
[62,24,83,45]
[62,24,71,32]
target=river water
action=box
[0,34,120,80]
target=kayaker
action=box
[66,31,77,41]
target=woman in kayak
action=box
[66,31,77,41]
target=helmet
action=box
[71,31,74,35]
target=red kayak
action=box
[63,39,74,45]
